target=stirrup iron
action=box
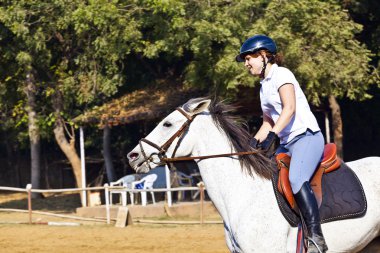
[307,237,324,253]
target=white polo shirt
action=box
[260,64,320,144]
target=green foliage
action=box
[343,0,380,61]
[1,0,144,142]
[0,0,379,151]
[250,0,375,105]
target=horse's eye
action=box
[163,121,172,127]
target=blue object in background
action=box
[146,166,167,188]
[126,166,166,189]
[134,182,145,189]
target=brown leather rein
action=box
[161,150,261,162]
[138,107,260,168]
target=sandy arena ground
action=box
[1,211,379,253]
[0,193,379,253]
[0,212,227,253]
[0,193,229,253]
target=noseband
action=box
[138,107,261,170]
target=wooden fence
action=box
[0,183,207,225]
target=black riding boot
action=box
[294,182,328,253]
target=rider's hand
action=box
[250,138,260,149]
[259,131,278,152]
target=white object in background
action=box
[109,175,136,206]
[80,126,87,207]
[131,174,157,206]
[165,165,172,207]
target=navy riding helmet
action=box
[236,35,277,62]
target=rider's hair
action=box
[260,50,283,66]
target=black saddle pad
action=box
[271,161,367,227]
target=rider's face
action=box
[244,53,264,76]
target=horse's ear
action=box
[183,98,211,116]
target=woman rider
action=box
[236,34,328,253]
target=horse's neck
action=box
[192,117,274,220]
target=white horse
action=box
[127,98,380,253]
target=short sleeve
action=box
[274,67,297,90]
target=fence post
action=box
[198,182,205,225]
[26,184,32,224]
[104,183,110,224]
[165,165,172,207]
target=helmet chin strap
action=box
[259,53,267,79]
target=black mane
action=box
[208,100,276,179]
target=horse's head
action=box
[127,98,211,173]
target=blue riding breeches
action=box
[276,129,325,193]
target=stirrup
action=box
[307,237,324,253]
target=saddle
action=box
[272,143,367,227]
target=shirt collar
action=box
[261,64,278,83]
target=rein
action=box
[161,150,261,162]
[138,107,261,168]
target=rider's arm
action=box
[271,83,296,135]
[254,114,274,142]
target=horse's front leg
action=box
[224,222,243,253]
[234,217,290,252]
[224,230,235,252]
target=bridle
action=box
[138,107,194,169]
[138,107,261,170]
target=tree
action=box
[170,0,378,157]
[342,0,380,65]
[0,23,27,187]
[143,0,379,157]
[0,11,46,195]
[1,0,378,191]
[25,70,42,198]
[339,0,380,159]
[0,0,143,202]
[249,0,379,157]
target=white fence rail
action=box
[0,183,207,225]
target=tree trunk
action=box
[52,91,84,205]
[25,71,42,198]
[328,95,344,159]
[103,125,116,183]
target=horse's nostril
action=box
[128,152,139,161]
